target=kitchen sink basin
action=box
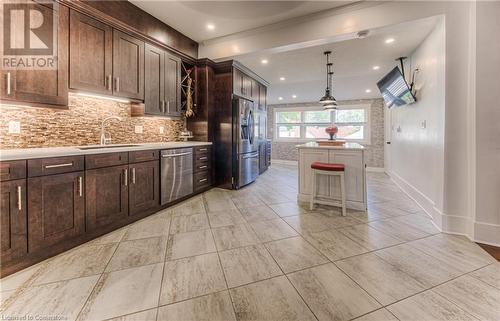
[78,144,141,150]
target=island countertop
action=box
[296,142,365,150]
[0,141,212,161]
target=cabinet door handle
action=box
[45,162,73,169]
[167,101,170,113]
[107,75,112,91]
[199,178,208,183]
[161,100,165,113]
[115,77,120,92]
[123,168,128,186]
[17,185,22,211]
[78,176,83,197]
[131,168,136,184]
[6,72,11,95]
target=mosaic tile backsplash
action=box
[0,94,186,149]
[267,99,385,168]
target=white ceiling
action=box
[235,17,439,104]
[128,1,355,42]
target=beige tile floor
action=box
[1,164,499,321]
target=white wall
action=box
[387,18,446,227]
[474,1,500,245]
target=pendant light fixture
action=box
[319,51,337,109]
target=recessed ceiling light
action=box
[279,77,285,81]
[278,97,283,100]
[261,59,268,64]
[206,24,215,30]
[292,95,297,99]
[372,65,380,70]
[365,89,372,93]
[385,38,395,44]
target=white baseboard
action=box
[387,170,500,247]
[473,221,500,246]
[271,159,298,166]
[366,167,385,173]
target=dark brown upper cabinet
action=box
[85,165,129,232]
[258,83,267,110]
[129,160,160,217]
[1,179,27,264]
[1,2,68,107]
[144,45,181,117]
[28,171,85,253]
[69,10,113,95]
[233,68,244,97]
[164,53,182,117]
[145,43,165,116]
[112,30,145,100]
[251,79,259,102]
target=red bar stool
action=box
[310,162,346,216]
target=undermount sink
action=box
[78,144,141,150]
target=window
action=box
[274,105,370,143]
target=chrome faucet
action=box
[100,116,122,145]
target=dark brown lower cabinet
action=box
[129,161,159,217]
[86,165,128,231]
[0,179,27,263]
[28,172,85,252]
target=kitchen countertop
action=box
[0,142,213,161]
[296,142,365,150]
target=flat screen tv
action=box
[377,66,416,108]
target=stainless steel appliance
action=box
[233,97,259,188]
[161,148,193,205]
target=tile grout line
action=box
[202,192,238,321]
[74,239,121,321]
[155,204,175,320]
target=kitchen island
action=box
[297,142,367,211]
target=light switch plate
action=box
[8,121,21,134]
[134,125,143,134]
[159,126,165,134]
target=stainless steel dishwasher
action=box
[161,148,193,205]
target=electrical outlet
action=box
[134,125,143,134]
[159,126,165,134]
[421,120,427,129]
[8,121,21,134]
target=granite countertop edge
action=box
[0,141,213,161]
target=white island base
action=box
[297,142,367,211]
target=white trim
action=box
[274,104,371,144]
[366,167,385,173]
[270,159,298,166]
[387,169,500,247]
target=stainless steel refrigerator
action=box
[233,97,259,188]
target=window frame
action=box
[274,104,371,144]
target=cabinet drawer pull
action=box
[198,148,207,152]
[199,165,208,169]
[17,185,22,211]
[78,176,83,197]
[45,162,73,169]
[199,178,208,183]
[132,168,136,184]
[123,168,128,186]
[199,156,208,160]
